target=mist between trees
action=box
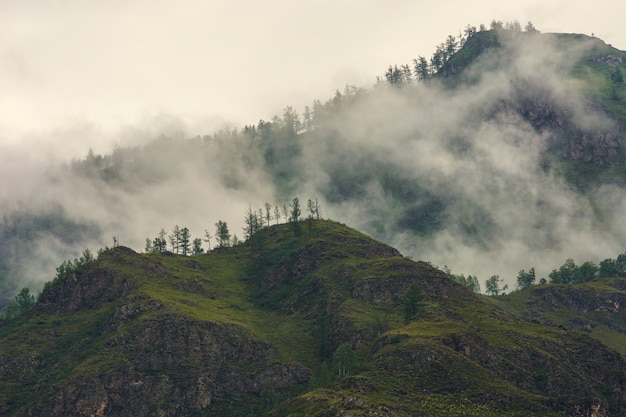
[4,207,625,323]
[143,197,320,255]
[1,19,625,311]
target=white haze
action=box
[1,3,626,292]
[1,1,624,152]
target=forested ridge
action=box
[1,21,626,313]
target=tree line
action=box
[1,198,321,321]
[448,250,626,296]
[379,19,539,86]
[143,197,321,256]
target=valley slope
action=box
[1,220,625,416]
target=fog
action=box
[1,5,626,295]
[1,1,623,148]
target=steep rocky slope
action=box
[1,221,625,416]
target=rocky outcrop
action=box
[530,283,626,315]
[588,54,624,66]
[36,247,143,313]
[351,261,470,303]
[494,73,624,167]
[23,313,308,417]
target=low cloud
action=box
[2,30,625,295]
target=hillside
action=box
[500,277,626,358]
[439,30,626,185]
[1,220,625,416]
[2,26,626,311]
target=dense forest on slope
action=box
[2,220,626,416]
[1,22,626,311]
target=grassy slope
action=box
[499,278,626,358]
[1,220,625,417]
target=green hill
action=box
[1,220,625,416]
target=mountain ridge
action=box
[2,220,626,416]
[1,26,626,309]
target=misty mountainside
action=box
[2,220,626,417]
[1,25,626,311]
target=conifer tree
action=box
[282,203,289,222]
[290,197,302,235]
[403,284,422,323]
[485,275,507,296]
[243,205,259,241]
[171,225,181,254]
[265,202,273,227]
[192,238,203,255]
[180,227,191,255]
[314,198,321,219]
[215,221,231,248]
[203,229,212,251]
[516,268,536,290]
[153,229,167,252]
[414,56,430,80]
[273,205,281,224]
[290,197,301,222]
[307,199,315,233]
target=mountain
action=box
[439,30,626,177]
[1,220,626,416]
[2,25,626,416]
[2,25,626,310]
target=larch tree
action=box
[180,227,191,256]
[171,225,181,254]
[273,205,281,225]
[192,238,203,255]
[265,202,273,227]
[485,275,507,296]
[215,221,231,248]
[290,197,302,235]
[414,56,430,80]
[203,229,212,251]
[516,268,536,290]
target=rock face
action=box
[24,317,309,417]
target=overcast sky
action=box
[1,0,625,156]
